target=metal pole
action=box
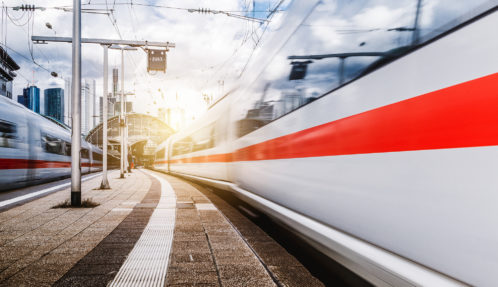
[120,49,125,178]
[100,44,110,189]
[71,0,82,206]
[412,0,422,45]
[124,93,128,173]
[32,36,175,48]
[338,57,345,85]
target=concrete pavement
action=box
[0,169,324,286]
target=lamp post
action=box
[100,44,110,189]
[109,45,137,178]
[70,0,82,206]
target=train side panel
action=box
[163,4,498,286]
[0,100,29,190]
[168,99,231,182]
[0,96,103,191]
[229,9,498,286]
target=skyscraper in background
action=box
[113,68,118,96]
[81,81,90,134]
[44,88,64,123]
[87,80,94,132]
[98,96,103,123]
[111,68,118,116]
[18,86,40,113]
[64,77,71,126]
[92,79,98,127]
[17,94,27,107]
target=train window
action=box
[81,149,89,159]
[41,134,64,155]
[0,119,17,148]
[156,148,165,159]
[192,124,215,152]
[172,138,193,157]
[236,0,495,137]
[92,152,102,161]
[172,124,216,157]
[64,142,71,156]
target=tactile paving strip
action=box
[109,171,176,287]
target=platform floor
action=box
[0,169,323,286]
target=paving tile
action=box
[170,252,214,264]
[70,263,121,276]
[0,170,152,286]
[169,262,217,273]
[184,178,325,287]
[270,266,325,287]
[214,255,260,266]
[54,274,115,287]
[0,246,35,260]
[166,270,220,285]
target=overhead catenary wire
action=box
[4,6,54,75]
[5,2,274,23]
[239,0,286,77]
[1,42,53,74]
[200,0,284,91]
[5,0,282,104]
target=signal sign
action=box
[147,49,167,73]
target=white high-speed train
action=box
[0,96,102,191]
[155,1,498,286]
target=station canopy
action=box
[86,113,175,160]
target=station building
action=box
[0,47,20,100]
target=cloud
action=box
[6,0,274,120]
[5,0,490,123]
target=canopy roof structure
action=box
[86,113,175,159]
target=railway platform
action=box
[0,169,323,286]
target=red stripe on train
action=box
[0,159,102,169]
[166,72,498,164]
[235,72,498,160]
[169,153,232,164]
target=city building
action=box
[18,86,40,113]
[17,94,27,107]
[113,68,118,96]
[63,77,71,126]
[98,94,114,123]
[0,47,20,100]
[81,81,90,134]
[98,96,103,123]
[92,79,98,127]
[110,68,119,117]
[44,88,64,123]
[79,80,99,134]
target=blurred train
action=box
[155,1,497,286]
[0,95,103,191]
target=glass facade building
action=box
[18,86,40,113]
[44,88,64,123]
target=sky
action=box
[2,0,492,128]
[2,0,286,124]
